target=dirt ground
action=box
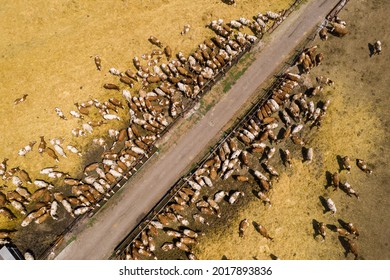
[0,0,294,256]
[191,0,390,260]
[0,0,292,175]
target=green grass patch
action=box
[199,98,217,116]
[66,235,77,246]
[223,65,250,93]
[222,53,254,93]
[87,217,96,228]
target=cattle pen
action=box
[35,0,324,260]
[110,26,325,260]
[110,0,352,260]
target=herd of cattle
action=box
[114,37,328,260]
[315,155,373,260]
[115,15,373,260]
[0,9,287,256]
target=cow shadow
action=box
[368,43,375,57]
[336,155,345,172]
[248,169,260,184]
[337,236,362,259]
[337,218,349,230]
[338,236,351,258]
[327,224,338,232]
[270,254,279,260]
[319,196,329,214]
[316,100,325,109]
[312,219,320,239]
[251,189,259,197]
[278,148,286,166]
[252,221,261,233]
[301,147,308,163]
[276,128,286,143]
[258,147,270,163]
[297,63,306,75]
[324,171,333,189]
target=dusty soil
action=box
[193,0,390,260]
[0,0,294,256]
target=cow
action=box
[45,147,59,162]
[319,27,328,40]
[103,114,121,121]
[346,238,358,259]
[230,20,242,29]
[94,55,102,70]
[161,242,175,252]
[175,241,191,253]
[149,36,163,48]
[193,214,209,225]
[305,147,314,164]
[315,53,324,66]
[266,11,280,20]
[316,76,334,86]
[257,191,272,208]
[336,227,350,237]
[55,107,67,120]
[0,207,16,220]
[341,182,359,199]
[0,158,8,176]
[50,201,59,220]
[103,83,120,91]
[0,192,7,208]
[54,144,67,158]
[341,156,352,173]
[18,141,37,156]
[109,67,121,76]
[346,222,359,237]
[329,22,348,37]
[373,40,382,55]
[212,190,226,203]
[74,102,90,116]
[14,94,28,105]
[16,186,31,201]
[228,191,244,204]
[255,223,273,240]
[283,149,292,167]
[35,212,50,224]
[326,198,337,215]
[356,159,372,174]
[318,222,326,241]
[223,0,235,5]
[11,200,27,215]
[181,24,191,35]
[239,219,249,237]
[263,163,279,178]
[69,110,83,119]
[332,172,340,190]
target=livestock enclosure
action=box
[0,0,297,258]
[114,0,390,260]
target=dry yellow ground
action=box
[0,1,293,230]
[194,88,385,260]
